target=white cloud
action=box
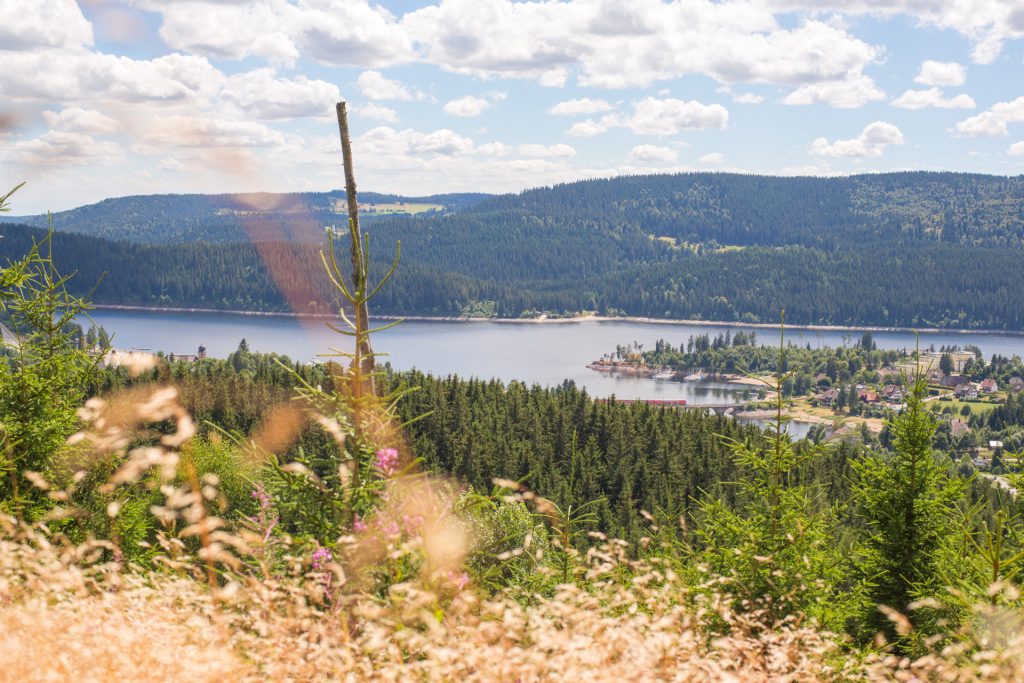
[355,103,399,123]
[915,60,967,87]
[401,2,882,95]
[1009,141,1024,156]
[627,144,678,163]
[221,69,341,120]
[157,157,186,172]
[476,142,511,156]
[0,0,93,51]
[732,93,764,104]
[699,152,724,164]
[137,115,286,151]
[413,129,477,155]
[127,0,887,96]
[517,143,576,158]
[9,130,121,167]
[783,74,885,108]
[565,99,726,137]
[357,70,423,101]
[955,97,1024,137]
[765,1,1024,65]
[355,126,576,163]
[124,1,1021,93]
[537,68,571,87]
[0,51,223,103]
[891,88,975,110]
[290,0,413,67]
[549,98,614,116]
[443,95,492,117]
[42,108,121,135]
[621,97,728,135]
[341,125,588,195]
[139,0,299,65]
[358,126,475,157]
[566,118,612,137]
[138,0,412,67]
[811,121,904,158]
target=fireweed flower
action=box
[402,514,424,535]
[448,570,470,591]
[311,547,333,571]
[374,447,399,477]
[352,516,368,533]
[251,483,271,509]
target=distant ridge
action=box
[4,171,1024,329]
[1,190,492,243]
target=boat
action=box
[683,372,705,381]
[652,370,675,380]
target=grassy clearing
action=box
[365,202,444,214]
[649,236,747,253]
[936,398,1000,415]
[331,200,444,215]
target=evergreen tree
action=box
[0,185,101,517]
[853,364,964,638]
[847,384,860,415]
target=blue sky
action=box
[2,0,1024,213]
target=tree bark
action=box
[335,101,375,396]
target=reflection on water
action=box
[86,309,1024,406]
[734,417,815,439]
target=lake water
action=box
[87,309,1024,406]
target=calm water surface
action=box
[87,309,1024,405]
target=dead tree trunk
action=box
[335,101,375,396]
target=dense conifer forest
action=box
[6,174,1024,679]
[4,172,1024,328]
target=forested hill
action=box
[4,171,1024,329]
[6,172,1024,248]
[3,219,1024,329]
[8,171,1024,248]
[474,172,1024,248]
[1,190,492,243]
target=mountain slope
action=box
[4,171,1024,328]
[2,191,492,243]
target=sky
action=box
[2,0,1024,214]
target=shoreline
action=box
[89,304,1024,337]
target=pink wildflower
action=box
[448,570,470,591]
[311,547,333,571]
[374,447,400,477]
[352,517,367,533]
[402,514,424,535]
[251,483,271,510]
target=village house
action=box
[815,388,840,406]
[954,383,979,400]
[941,374,971,390]
[814,372,829,385]
[881,384,905,403]
[950,418,971,437]
[168,345,207,364]
[876,367,903,381]
[980,378,998,394]
[922,350,975,374]
[1010,376,1024,392]
[857,389,880,404]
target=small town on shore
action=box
[589,333,1024,480]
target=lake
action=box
[87,309,1024,406]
